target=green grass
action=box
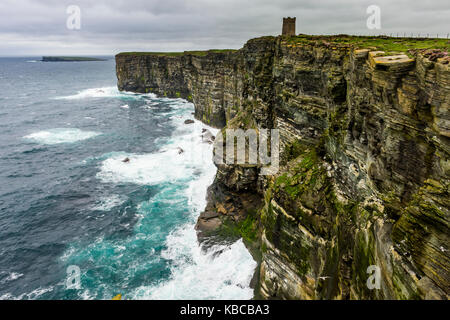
[117,35,449,59]
[116,49,237,57]
[284,34,450,56]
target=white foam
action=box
[94,99,256,300]
[92,195,126,211]
[55,86,156,100]
[0,286,53,300]
[24,128,101,145]
[1,272,24,283]
[96,151,190,185]
[97,103,218,186]
[126,101,256,300]
[132,238,255,300]
[7,272,23,281]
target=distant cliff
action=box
[116,35,449,299]
[42,56,106,62]
[116,49,238,127]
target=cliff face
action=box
[116,51,241,127]
[116,36,449,300]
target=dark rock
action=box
[116,37,450,300]
[201,129,215,144]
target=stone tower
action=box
[282,17,296,36]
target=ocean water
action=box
[0,57,256,300]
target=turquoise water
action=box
[0,58,256,300]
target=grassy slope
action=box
[116,35,449,58]
[285,34,450,56]
[116,49,237,57]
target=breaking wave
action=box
[70,98,257,299]
[24,128,101,145]
[54,86,156,100]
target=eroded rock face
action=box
[116,51,242,128]
[116,37,449,299]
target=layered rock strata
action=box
[116,36,449,299]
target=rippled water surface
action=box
[0,57,255,300]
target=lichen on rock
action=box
[116,35,449,300]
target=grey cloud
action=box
[0,0,449,56]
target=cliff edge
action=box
[116,35,449,299]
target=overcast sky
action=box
[0,0,449,56]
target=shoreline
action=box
[121,96,257,300]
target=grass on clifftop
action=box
[285,34,450,55]
[117,35,449,59]
[116,49,237,57]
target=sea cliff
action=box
[116,35,449,299]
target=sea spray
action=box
[131,110,256,299]
[54,86,156,100]
[61,93,256,300]
[24,128,101,145]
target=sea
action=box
[0,57,256,300]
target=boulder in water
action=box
[201,129,215,144]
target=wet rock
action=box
[201,129,215,144]
[195,211,222,238]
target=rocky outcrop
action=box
[116,50,241,128]
[116,36,449,300]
